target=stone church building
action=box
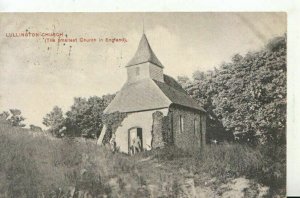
[97,33,206,153]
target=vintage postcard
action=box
[0,12,288,197]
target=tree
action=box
[178,34,286,145]
[177,76,192,90]
[8,109,26,127]
[43,106,65,137]
[65,94,115,138]
[0,111,10,121]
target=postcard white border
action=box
[0,0,299,196]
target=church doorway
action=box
[128,127,143,155]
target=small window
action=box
[194,119,197,135]
[199,116,203,143]
[199,116,202,134]
[135,67,140,76]
[179,115,184,133]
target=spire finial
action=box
[142,17,145,34]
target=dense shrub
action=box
[178,34,287,145]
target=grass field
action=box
[0,120,285,197]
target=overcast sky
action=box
[0,13,286,127]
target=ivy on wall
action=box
[102,111,127,144]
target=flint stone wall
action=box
[169,105,206,151]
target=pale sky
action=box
[0,13,286,127]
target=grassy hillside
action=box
[0,121,285,197]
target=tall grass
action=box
[0,120,150,197]
[147,143,285,196]
[197,143,285,189]
[0,121,285,197]
[196,144,264,180]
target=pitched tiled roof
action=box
[163,74,186,93]
[104,79,171,114]
[104,75,206,114]
[154,76,206,112]
[126,34,164,68]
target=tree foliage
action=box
[43,106,65,137]
[64,94,115,138]
[0,109,26,128]
[43,94,115,138]
[178,35,286,145]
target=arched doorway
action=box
[128,127,143,155]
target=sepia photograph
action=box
[0,12,288,197]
